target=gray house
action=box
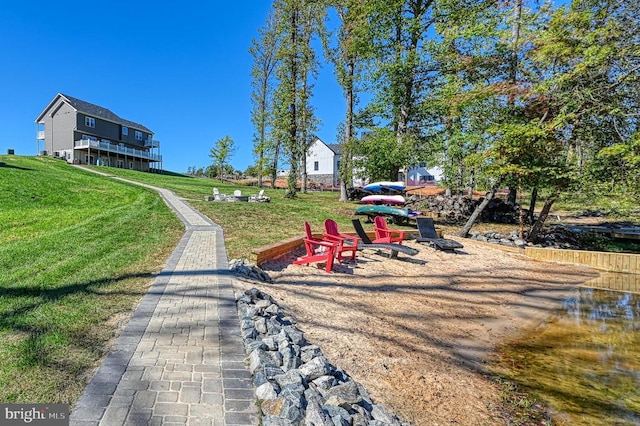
[35,93,161,172]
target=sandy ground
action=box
[232,238,598,426]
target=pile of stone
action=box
[408,195,525,224]
[533,226,592,249]
[468,225,588,250]
[468,230,528,248]
[236,288,409,426]
[229,259,273,283]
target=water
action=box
[492,273,640,425]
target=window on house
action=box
[85,117,95,128]
[122,126,128,136]
[313,161,319,171]
[135,131,143,141]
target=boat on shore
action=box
[360,194,406,205]
[362,181,406,194]
[355,205,420,225]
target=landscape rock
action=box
[229,258,273,282]
[298,356,331,381]
[256,382,279,400]
[236,287,410,425]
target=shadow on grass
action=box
[0,162,33,171]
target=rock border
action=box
[235,287,409,426]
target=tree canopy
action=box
[251,0,639,232]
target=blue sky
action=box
[0,1,345,174]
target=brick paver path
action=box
[70,171,257,426]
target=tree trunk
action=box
[457,177,503,237]
[301,151,307,193]
[270,142,280,189]
[286,7,298,198]
[527,186,538,224]
[527,192,558,243]
[340,59,355,202]
[507,187,517,206]
[517,185,524,239]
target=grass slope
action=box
[0,156,183,403]
[81,166,361,259]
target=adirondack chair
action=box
[212,187,226,201]
[293,222,337,273]
[351,219,419,258]
[249,189,270,202]
[373,215,406,244]
[323,219,360,263]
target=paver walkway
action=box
[70,171,258,426]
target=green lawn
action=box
[81,165,362,259]
[0,156,183,403]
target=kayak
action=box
[355,205,420,225]
[362,181,406,194]
[360,194,406,205]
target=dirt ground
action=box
[232,238,599,426]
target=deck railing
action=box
[74,139,162,162]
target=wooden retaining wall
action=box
[251,231,377,266]
[251,235,306,266]
[525,247,640,275]
[580,272,640,294]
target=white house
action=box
[400,163,443,185]
[305,137,442,187]
[305,137,342,186]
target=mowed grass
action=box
[83,166,362,259]
[0,156,183,404]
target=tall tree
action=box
[426,0,553,237]
[209,135,236,180]
[322,0,369,201]
[250,12,279,188]
[349,0,440,182]
[298,5,322,193]
[271,0,323,198]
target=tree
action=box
[424,0,555,237]
[250,12,279,188]
[298,5,322,193]
[209,135,236,180]
[271,0,324,198]
[322,0,370,200]
[524,0,640,241]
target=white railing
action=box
[37,131,45,140]
[74,139,162,161]
[145,139,160,148]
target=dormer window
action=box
[85,117,95,128]
[122,126,128,136]
[135,131,143,141]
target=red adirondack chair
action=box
[293,222,337,273]
[323,218,360,263]
[373,216,406,244]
